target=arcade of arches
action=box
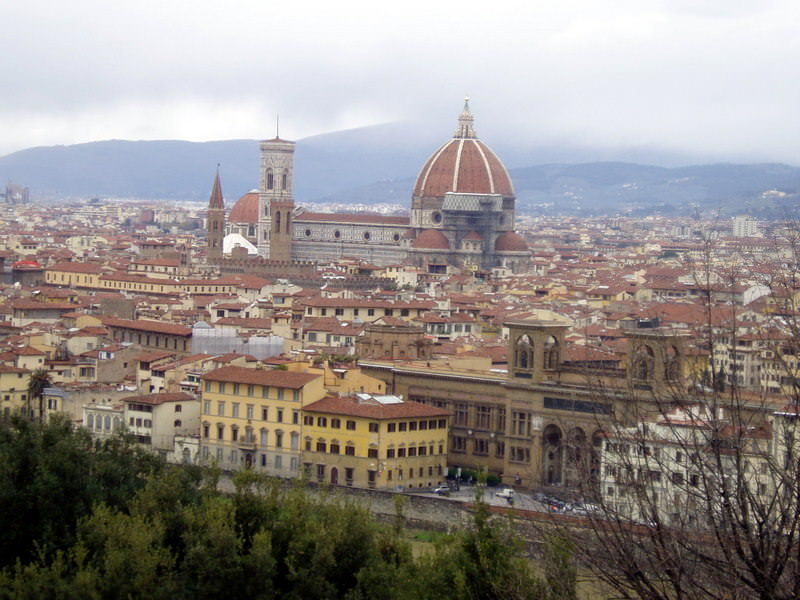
[361,322,687,493]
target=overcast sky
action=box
[2,1,799,164]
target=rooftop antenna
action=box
[276,114,280,139]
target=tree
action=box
[27,368,52,423]
[570,234,800,600]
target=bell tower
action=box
[257,136,295,261]
[206,167,225,263]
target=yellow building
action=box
[200,365,325,475]
[45,262,103,288]
[301,393,450,490]
[0,365,32,419]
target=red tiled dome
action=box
[463,230,483,241]
[412,229,450,250]
[494,231,528,252]
[229,191,259,224]
[413,100,514,198]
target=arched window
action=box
[665,345,680,381]
[86,414,94,429]
[634,345,655,380]
[104,415,111,430]
[543,336,559,370]
[266,169,274,190]
[281,170,288,190]
[285,211,290,234]
[516,335,533,369]
[275,211,281,233]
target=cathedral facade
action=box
[213,100,530,274]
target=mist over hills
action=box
[1,122,799,217]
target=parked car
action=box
[495,488,515,499]
[433,485,451,496]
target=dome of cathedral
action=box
[412,229,450,250]
[229,190,259,224]
[494,231,528,252]
[413,100,514,199]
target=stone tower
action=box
[206,168,225,262]
[257,137,296,261]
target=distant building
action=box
[2,183,29,204]
[210,100,531,274]
[733,215,759,237]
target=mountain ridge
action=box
[2,125,799,216]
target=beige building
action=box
[199,365,326,474]
[302,393,450,490]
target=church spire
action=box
[454,96,476,139]
[208,165,224,210]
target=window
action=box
[316,440,327,452]
[217,424,224,440]
[262,407,268,421]
[218,382,226,394]
[304,415,314,426]
[345,467,354,484]
[275,431,283,448]
[455,403,468,426]
[368,448,378,458]
[476,405,490,429]
[262,386,269,399]
[277,409,283,423]
[418,446,427,456]
[387,448,395,459]
[275,455,282,469]
[451,437,466,452]
[233,384,240,395]
[330,442,340,454]
[399,422,407,432]
[293,390,300,402]
[204,400,211,414]
[368,422,379,433]
[495,441,505,458]
[317,416,327,427]
[510,446,530,462]
[398,447,407,457]
[388,423,396,433]
[331,418,341,428]
[247,384,254,397]
[217,401,225,417]
[316,464,325,480]
[345,445,355,456]
[292,410,299,425]
[246,404,254,419]
[409,421,417,431]
[474,438,489,455]
[277,389,284,401]
[231,427,239,442]
[496,408,506,432]
[203,424,209,438]
[204,381,211,392]
[232,403,240,418]
[408,447,417,457]
[512,412,530,436]
[346,420,356,431]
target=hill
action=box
[2,124,800,216]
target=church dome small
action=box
[229,191,259,224]
[413,99,514,199]
[412,229,450,250]
[494,231,528,252]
